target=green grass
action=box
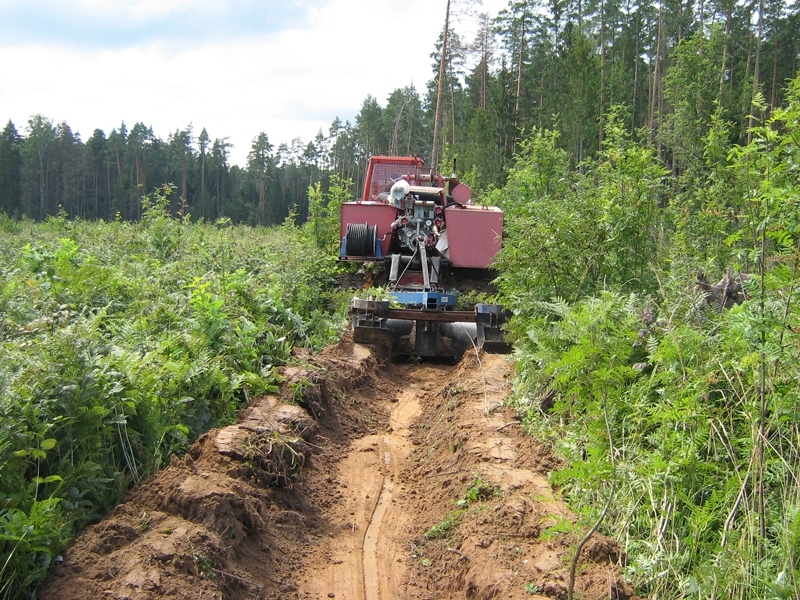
[0,188,349,598]
[424,511,462,541]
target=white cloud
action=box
[74,0,231,20]
[2,0,508,166]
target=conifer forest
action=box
[3,0,800,597]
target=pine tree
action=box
[0,121,23,216]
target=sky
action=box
[0,0,507,167]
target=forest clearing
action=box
[4,0,800,593]
[3,87,800,597]
[3,84,800,596]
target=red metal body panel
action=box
[450,183,472,204]
[397,272,425,287]
[340,202,398,256]
[444,206,503,268]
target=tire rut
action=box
[304,366,440,600]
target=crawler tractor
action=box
[339,155,507,358]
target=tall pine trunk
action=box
[599,0,606,149]
[200,154,206,220]
[747,0,763,144]
[648,3,663,145]
[431,0,451,175]
[718,0,732,105]
[632,11,641,131]
[515,10,526,130]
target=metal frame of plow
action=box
[349,298,509,356]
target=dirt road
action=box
[301,366,436,600]
[40,342,633,600]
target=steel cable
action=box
[345,223,377,257]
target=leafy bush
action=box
[492,112,667,315]
[0,185,348,598]
[307,175,352,254]
[504,78,800,598]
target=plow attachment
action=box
[349,297,510,358]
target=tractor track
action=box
[39,342,634,600]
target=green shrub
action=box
[0,185,349,597]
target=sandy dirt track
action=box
[39,340,633,600]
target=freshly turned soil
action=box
[39,339,633,600]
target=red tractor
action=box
[339,156,507,357]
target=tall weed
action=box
[0,185,347,597]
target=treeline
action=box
[0,98,427,225]
[1,0,799,224]
[0,118,336,225]
[437,0,800,188]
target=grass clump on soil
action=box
[424,511,462,541]
[456,476,499,508]
[425,476,501,542]
[0,185,350,598]
[242,431,308,487]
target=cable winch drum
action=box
[345,223,377,257]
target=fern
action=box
[0,201,350,596]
